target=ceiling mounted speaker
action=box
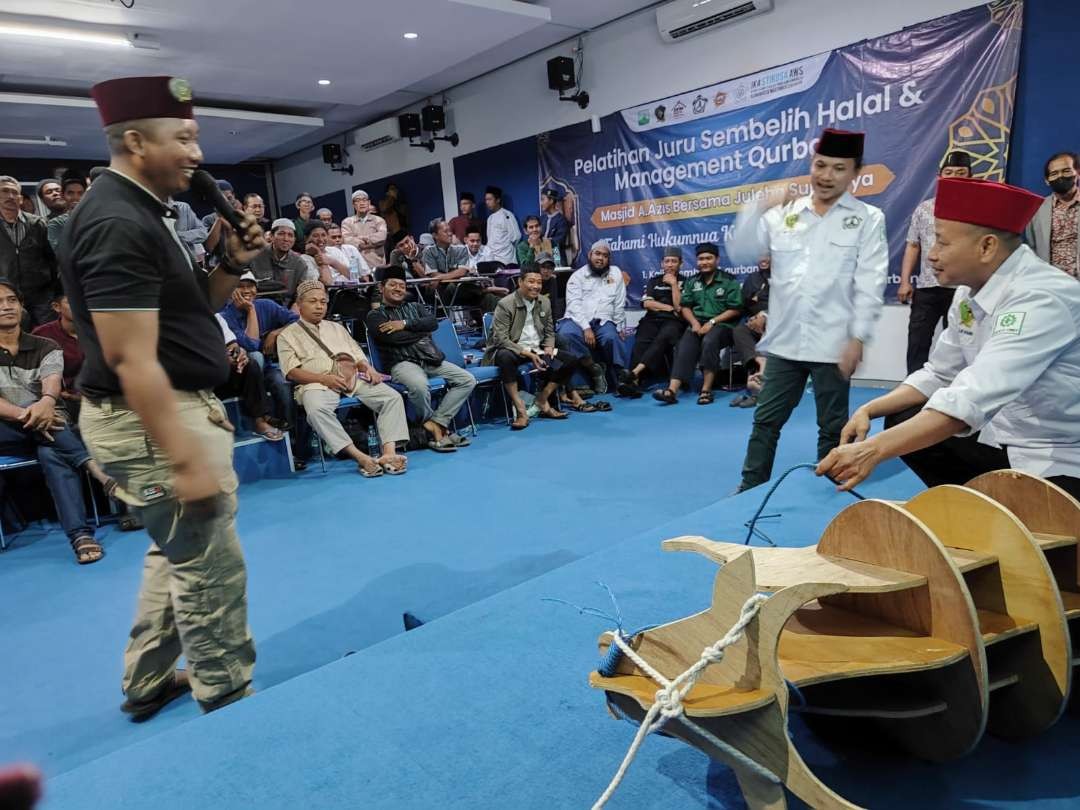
[421,105,445,132]
[322,143,342,164]
[398,113,422,138]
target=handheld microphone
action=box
[190,169,247,233]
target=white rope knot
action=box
[592,592,779,809]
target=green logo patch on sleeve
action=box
[993,311,1026,336]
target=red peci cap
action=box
[934,178,1044,234]
[89,76,194,127]
[816,128,864,160]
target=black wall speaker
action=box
[398,113,422,138]
[421,105,445,132]
[547,56,575,92]
[322,143,342,164]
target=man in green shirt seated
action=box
[652,242,742,405]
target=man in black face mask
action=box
[1025,151,1079,278]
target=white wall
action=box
[274,0,976,382]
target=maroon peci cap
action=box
[816,128,865,160]
[934,178,1044,234]
[89,76,194,127]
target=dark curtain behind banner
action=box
[1008,0,1080,192]
[538,1,1023,305]
[354,163,443,242]
[453,135,540,239]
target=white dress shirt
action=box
[728,192,888,363]
[904,244,1080,478]
[519,299,541,351]
[464,244,492,270]
[562,266,627,332]
[485,208,521,265]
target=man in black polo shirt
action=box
[620,246,686,395]
[59,76,265,720]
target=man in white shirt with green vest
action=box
[728,128,888,491]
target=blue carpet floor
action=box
[4,387,1075,809]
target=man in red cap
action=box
[728,128,888,491]
[58,76,265,718]
[818,178,1080,499]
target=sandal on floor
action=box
[256,426,285,441]
[119,514,143,532]
[358,461,384,478]
[71,534,103,565]
[510,415,529,430]
[427,437,457,453]
[697,391,715,405]
[447,432,471,447]
[380,456,408,475]
[563,402,597,413]
[539,409,568,420]
[122,670,191,722]
[592,400,613,412]
[652,388,677,405]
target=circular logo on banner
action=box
[169,77,193,102]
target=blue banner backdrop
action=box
[538,0,1023,305]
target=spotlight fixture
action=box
[317,79,331,86]
[403,32,419,39]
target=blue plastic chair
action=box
[432,318,502,433]
[0,453,101,551]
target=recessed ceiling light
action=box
[403,32,419,40]
[317,79,331,86]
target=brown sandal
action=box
[510,415,529,430]
[71,535,103,565]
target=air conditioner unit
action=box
[657,0,773,43]
[354,117,402,152]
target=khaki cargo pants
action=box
[80,391,255,709]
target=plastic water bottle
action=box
[367,425,381,457]
[349,258,360,283]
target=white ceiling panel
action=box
[0,0,659,162]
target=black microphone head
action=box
[189,169,218,203]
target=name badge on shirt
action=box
[842,215,862,229]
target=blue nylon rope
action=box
[542,582,655,676]
[743,463,865,545]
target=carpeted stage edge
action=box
[2,388,1076,808]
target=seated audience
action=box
[730,256,771,409]
[1025,151,1079,277]
[31,290,84,423]
[539,187,569,263]
[242,193,270,231]
[483,186,521,265]
[556,239,630,402]
[248,218,316,305]
[36,180,66,220]
[218,272,298,426]
[535,251,565,320]
[0,278,111,564]
[652,243,743,405]
[0,176,57,327]
[278,280,408,476]
[301,221,349,286]
[316,208,334,226]
[365,266,476,451]
[621,247,685,395]
[328,224,371,281]
[483,264,591,429]
[449,191,482,244]
[462,225,492,269]
[516,215,553,266]
[342,189,388,269]
[292,191,315,253]
[422,219,501,312]
[173,198,208,259]
[59,172,86,211]
[214,314,285,441]
[388,231,427,280]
